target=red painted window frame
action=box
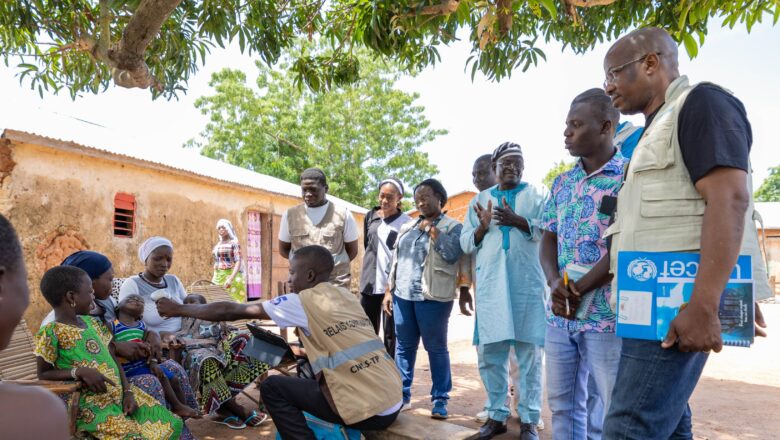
[113,193,135,237]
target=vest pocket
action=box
[629,112,676,173]
[633,223,702,252]
[640,182,704,218]
[290,230,311,246]
[321,230,338,248]
[428,264,457,300]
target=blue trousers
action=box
[478,340,543,423]
[603,338,708,439]
[544,325,622,440]
[393,296,453,402]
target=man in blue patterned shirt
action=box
[539,89,626,439]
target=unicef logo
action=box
[627,258,657,282]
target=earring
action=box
[70,302,76,308]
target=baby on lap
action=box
[114,294,200,418]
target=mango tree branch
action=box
[401,0,461,18]
[564,0,617,25]
[105,0,184,91]
[97,0,111,60]
[566,0,618,7]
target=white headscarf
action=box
[138,236,173,263]
[216,219,237,242]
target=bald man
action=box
[600,27,770,439]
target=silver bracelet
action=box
[70,367,78,380]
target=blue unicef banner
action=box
[616,252,753,346]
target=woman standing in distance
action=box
[359,178,411,354]
[212,219,246,303]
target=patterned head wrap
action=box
[491,142,524,163]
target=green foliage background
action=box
[1,1,777,98]
[755,165,780,202]
[188,43,443,207]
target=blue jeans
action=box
[393,295,453,403]
[587,376,604,440]
[544,325,622,440]
[478,340,543,424]
[603,338,708,440]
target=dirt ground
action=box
[188,302,780,440]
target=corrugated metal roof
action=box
[756,202,780,229]
[2,128,367,214]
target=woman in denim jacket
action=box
[383,178,465,420]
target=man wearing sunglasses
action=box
[601,27,770,439]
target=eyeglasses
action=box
[603,52,661,88]
[496,160,523,170]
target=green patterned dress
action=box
[212,239,246,302]
[34,316,183,440]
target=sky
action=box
[1,18,778,199]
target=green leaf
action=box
[538,0,557,18]
[679,3,692,28]
[682,32,698,58]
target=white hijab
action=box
[216,219,238,242]
[138,236,173,263]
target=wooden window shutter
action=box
[113,193,135,237]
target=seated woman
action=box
[383,178,465,420]
[40,250,200,435]
[0,214,69,440]
[119,236,269,429]
[35,266,184,439]
[40,250,117,326]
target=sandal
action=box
[212,415,246,430]
[244,410,268,427]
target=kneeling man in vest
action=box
[157,245,403,439]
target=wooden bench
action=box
[363,412,479,440]
[0,320,81,435]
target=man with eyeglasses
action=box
[600,27,770,439]
[460,142,549,440]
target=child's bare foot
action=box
[172,403,202,419]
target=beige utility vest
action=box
[298,282,402,424]
[388,215,464,302]
[604,75,772,308]
[288,202,351,288]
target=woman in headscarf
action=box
[41,251,116,326]
[211,219,246,303]
[120,236,269,429]
[383,178,466,420]
[44,250,200,439]
[359,178,411,355]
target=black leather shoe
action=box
[477,418,507,439]
[519,422,539,440]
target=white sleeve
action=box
[278,210,291,243]
[262,294,310,335]
[118,278,140,302]
[343,209,359,242]
[171,276,188,301]
[40,310,55,328]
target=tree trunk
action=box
[106,0,184,90]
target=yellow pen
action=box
[563,271,570,316]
